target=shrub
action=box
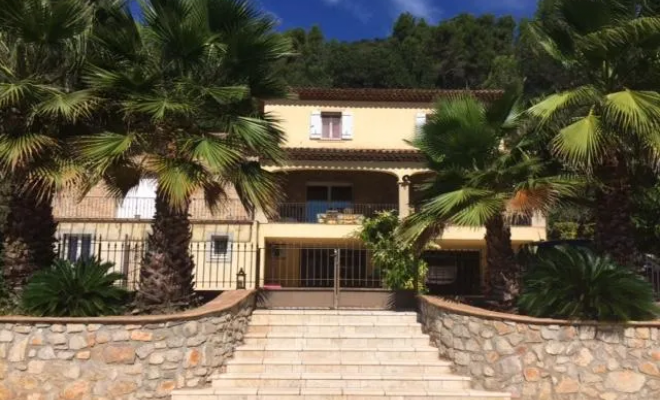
[358,211,427,291]
[22,258,128,317]
[518,246,659,321]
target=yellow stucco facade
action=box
[53,89,546,292]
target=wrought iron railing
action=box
[55,235,258,290]
[273,203,398,224]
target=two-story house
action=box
[52,88,546,307]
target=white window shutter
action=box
[310,110,322,139]
[341,111,353,140]
[415,112,427,135]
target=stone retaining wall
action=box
[419,296,660,400]
[0,290,255,400]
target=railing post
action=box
[398,178,411,218]
[254,244,261,289]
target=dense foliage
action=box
[399,86,579,309]
[519,246,659,321]
[22,258,127,317]
[78,0,290,310]
[280,13,519,90]
[358,211,426,291]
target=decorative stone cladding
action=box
[419,296,660,400]
[0,290,254,400]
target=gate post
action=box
[333,248,340,309]
[254,245,261,289]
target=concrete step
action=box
[233,346,441,362]
[212,372,472,391]
[173,387,512,400]
[247,323,424,336]
[226,358,453,375]
[250,310,418,325]
[243,333,430,348]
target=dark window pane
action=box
[330,186,353,202]
[80,235,92,261]
[306,186,329,201]
[66,235,79,263]
[212,237,229,256]
[321,113,342,139]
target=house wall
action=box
[265,100,432,149]
[280,170,399,205]
[56,222,256,291]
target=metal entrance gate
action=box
[259,243,415,310]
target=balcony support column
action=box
[398,178,410,219]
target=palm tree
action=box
[526,0,660,268]
[79,0,290,310]
[399,87,579,310]
[0,0,95,291]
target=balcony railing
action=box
[272,202,398,224]
[53,196,251,221]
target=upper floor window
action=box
[310,110,353,140]
[321,112,342,140]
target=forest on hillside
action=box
[278,0,660,96]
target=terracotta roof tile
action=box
[290,87,502,103]
[283,147,424,162]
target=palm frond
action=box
[143,155,203,210]
[182,134,241,172]
[227,115,286,162]
[397,210,446,252]
[32,89,98,122]
[552,112,603,168]
[124,94,195,121]
[527,85,600,129]
[77,132,137,166]
[0,133,57,170]
[604,89,660,135]
[228,162,282,217]
[580,16,660,55]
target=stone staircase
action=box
[172,310,511,400]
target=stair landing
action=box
[172,310,511,400]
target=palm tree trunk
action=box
[136,190,195,311]
[594,153,643,270]
[2,184,57,293]
[484,214,519,311]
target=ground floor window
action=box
[423,250,482,296]
[61,234,93,263]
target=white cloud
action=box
[389,0,441,19]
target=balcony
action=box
[273,202,398,224]
[53,196,251,222]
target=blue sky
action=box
[258,0,537,40]
[130,0,538,41]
